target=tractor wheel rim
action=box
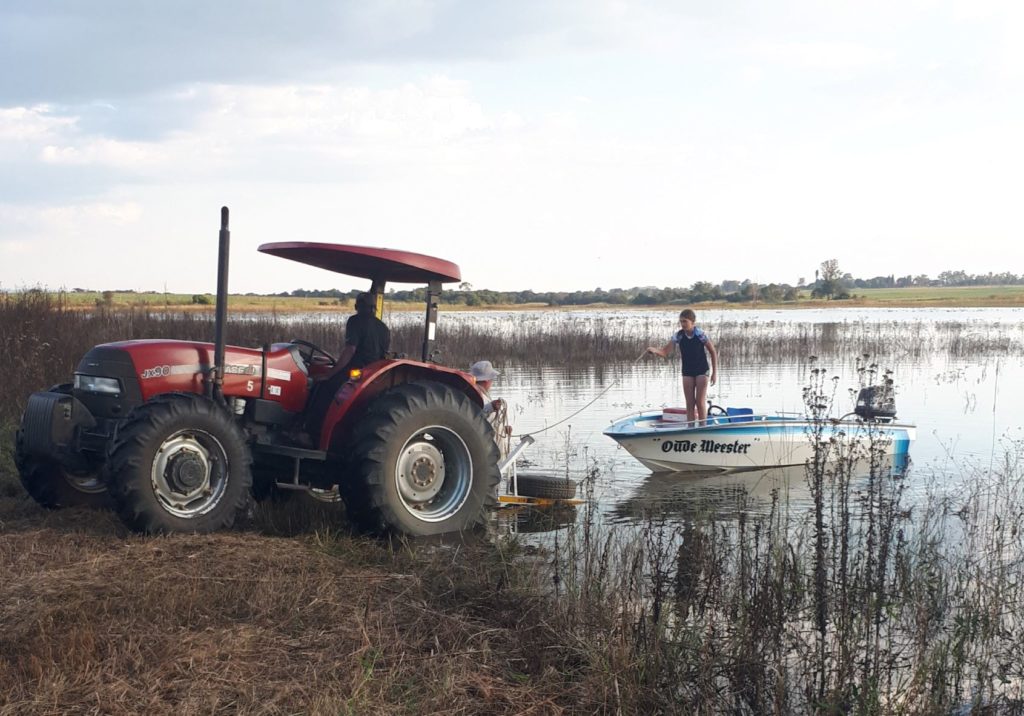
[150,429,229,518]
[64,472,106,494]
[394,426,472,522]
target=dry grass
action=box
[0,498,581,716]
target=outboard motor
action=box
[854,385,897,421]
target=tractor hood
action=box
[257,243,461,284]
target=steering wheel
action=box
[289,339,337,367]
[707,402,727,417]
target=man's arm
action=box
[313,344,355,382]
[336,344,357,371]
[314,316,359,382]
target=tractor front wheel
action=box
[341,382,500,536]
[104,394,252,534]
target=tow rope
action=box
[512,352,648,439]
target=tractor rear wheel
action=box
[104,393,253,534]
[15,431,109,509]
[341,381,500,536]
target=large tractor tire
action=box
[104,393,253,534]
[341,381,500,536]
[14,431,109,509]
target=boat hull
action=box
[604,414,916,473]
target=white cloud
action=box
[0,105,76,141]
[0,239,31,256]
[0,201,143,231]
[40,139,162,167]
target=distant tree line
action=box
[263,262,1024,306]
[50,265,1024,307]
[853,270,1024,288]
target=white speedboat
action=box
[604,388,915,473]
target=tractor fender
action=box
[319,359,482,451]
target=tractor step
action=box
[251,443,327,461]
[251,443,331,492]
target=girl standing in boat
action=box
[646,309,719,424]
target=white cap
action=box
[469,360,500,382]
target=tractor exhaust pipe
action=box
[209,206,230,402]
[422,279,441,362]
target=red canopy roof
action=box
[258,243,461,284]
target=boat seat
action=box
[726,407,754,423]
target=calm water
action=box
[475,307,1024,529]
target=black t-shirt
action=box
[344,313,390,368]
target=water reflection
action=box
[609,454,911,524]
[494,504,579,535]
[609,466,806,523]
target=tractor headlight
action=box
[74,374,122,395]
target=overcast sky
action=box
[1,1,1021,294]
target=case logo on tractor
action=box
[140,363,258,379]
[223,364,259,376]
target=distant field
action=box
[57,291,353,310]
[844,285,1024,305]
[29,285,1024,310]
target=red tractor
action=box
[15,208,500,536]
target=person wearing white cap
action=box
[470,360,511,464]
[469,360,504,416]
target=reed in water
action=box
[4,292,1022,425]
